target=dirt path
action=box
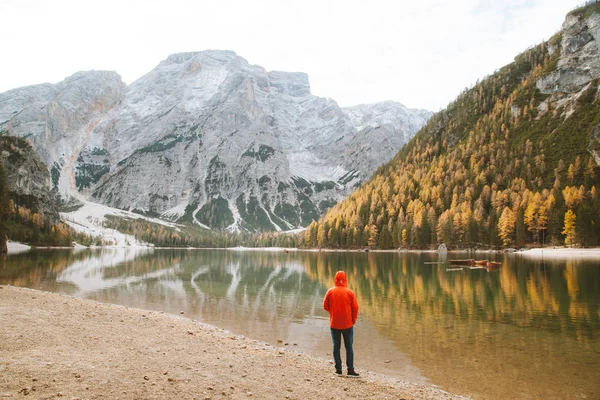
[0,285,466,399]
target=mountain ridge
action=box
[0,50,432,233]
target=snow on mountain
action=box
[0,50,432,233]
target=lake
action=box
[1,248,599,399]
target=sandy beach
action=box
[516,247,600,258]
[0,285,466,400]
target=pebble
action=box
[384,359,392,363]
[143,376,149,381]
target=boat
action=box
[449,259,475,266]
[486,261,501,268]
[475,260,488,266]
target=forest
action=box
[301,19,600,250]
[103,216,299,248]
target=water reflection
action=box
[1,249,599,399]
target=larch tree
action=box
[562,210,577,247]
[498,206,516,247]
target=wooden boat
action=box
[475,260,488,266]
[449,259,475,266]
[486,261,501,268]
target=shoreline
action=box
[9,240,600,259]
[0,285,466,399]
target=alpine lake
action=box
[1,248,599,399]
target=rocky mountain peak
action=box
[268,71,311,97]
[0,50,432,232]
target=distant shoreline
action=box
[7,241,600,258]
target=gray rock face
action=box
[0,51,430,231]
[535,10,600,165]
[0,136,58,219]
[342,101,432,174]
[0,71,125,196]
[537,13,600,98]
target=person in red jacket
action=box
[323,270,359,376]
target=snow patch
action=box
[260,205,282,232]
[190,202,211,230]
[6,241,31,254]
[61,200,182,247]
[161,201,189,220]
[226,198,242,233]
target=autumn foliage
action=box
[303,33,600,249]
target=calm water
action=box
[1,249,599,399]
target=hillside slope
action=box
[305,2,600,249]
[0,134,77,246]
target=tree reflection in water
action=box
[1,249,599,399]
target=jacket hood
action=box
[334,271,347,287]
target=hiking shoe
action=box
[347,370,360,377]
[335,369,343,375]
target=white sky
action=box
[0,0,585,111]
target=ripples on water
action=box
[1,249,599,399]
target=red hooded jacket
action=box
[323,271,359,329]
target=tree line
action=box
[300,27,600,250]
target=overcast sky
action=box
[0,0,584,111]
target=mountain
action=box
[0,51,431,232]
[0,134,79,247]
[342,101,433,175]
[0,134,58,219]
[305,2,600,249]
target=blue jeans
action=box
[330,327,354,372]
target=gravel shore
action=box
[0,285,466,399]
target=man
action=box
[323,270,359,377]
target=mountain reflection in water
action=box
[1,249,599,399]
